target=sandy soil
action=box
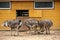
[0,30,60,40]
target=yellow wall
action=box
[12,2,42,18]
[0,1,60,30]
[42,2,60,27]
[0,10,16,30]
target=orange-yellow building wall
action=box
[0,1,60,30]
[12,2,42,17]
[42,2,60,27]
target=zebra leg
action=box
[17,29,19,36]
[40,28,44,34]
[11,28,12,36]
[34,27,37,34]
[45,26,50,34]
[45,26,48,34]
[16,26,19,36]
[29,27,34,35]
[47,27,50,34]
[32,27,36,34]
[29,27,32,34]
[40,26,45,34]
[16,30,19,36]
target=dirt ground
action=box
[0,30,60,40]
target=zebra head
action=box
[2,20,8,27]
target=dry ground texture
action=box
[0,30,60,40]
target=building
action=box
[0,0,60,30]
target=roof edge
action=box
[0,0,60,2]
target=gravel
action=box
[0,30,60,40]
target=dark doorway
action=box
[16,10,29,31]
[16,10,29,17]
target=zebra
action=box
[2,19,22,36]
[38,19,53,34]
[25,19,53,34]
[25,18,38,34]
